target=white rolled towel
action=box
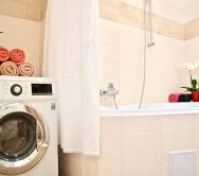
[18,62,34,76]
[0,61,19,76]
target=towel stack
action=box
[0,47,34,76]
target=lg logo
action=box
[51,103,56,111]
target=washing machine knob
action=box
[10,84,23,96]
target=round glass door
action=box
[0,103,49,175]
[0,112,36,161]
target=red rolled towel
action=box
[168,93,180,102]
[0,47,9,62]
[10,48,25,65]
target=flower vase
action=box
[191,91,199,102]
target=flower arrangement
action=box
[181,79,198,92]
[181,61,199,101]
[182,62,199,83]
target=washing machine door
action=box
[0,103,50,175]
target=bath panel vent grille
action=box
[169,150,195,176]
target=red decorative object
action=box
[168,93,180,102]
[191,91,199,102]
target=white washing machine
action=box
[0,76,58,176]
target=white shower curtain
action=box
[43,0,100,155]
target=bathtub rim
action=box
[100,102,199,117]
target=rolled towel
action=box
[168,93,180,102]
[0,47,9,62]
[0,61,19,76]
[178,94,192,102]
[18,62,34,76]
[10,48,25,65]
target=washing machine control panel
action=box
[0,78,55,100]
[10,84,23,96]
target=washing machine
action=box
[0,76,58,176]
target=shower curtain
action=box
[43,0,100,155]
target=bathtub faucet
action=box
[100,83,119,109]
[100,83,119,97]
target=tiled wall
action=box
[100,0,184,40]
[112,0,185,23]
[100,19,187,105]
[59,115,199,176]
[100,0,187,105]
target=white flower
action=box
[183,62,199,71]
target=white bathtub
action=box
[100,103,199,116]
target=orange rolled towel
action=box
[18,62,34,76]
[0,61,19,76]
[10,48,25,65]
[0,47,9,62]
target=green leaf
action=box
[181,79,199,92]
[181,86,196,92]
[191,79,198,89]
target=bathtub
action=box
[100,102,199,116]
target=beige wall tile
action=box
[0,0,47,21]
[185,18,199,40]
[124,117,163,133]
[24,0,41,21]
[100,133,124,158]
[124,132,164,173]
[163,116,198,133]
[101,117,125,134]
[100,19,119,45]
[164,130,196,153]
[100,0,184,41]
[0,0,25,19]
[40,0,47,19]
[114,0,185,24]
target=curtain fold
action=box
[43,0,100,155]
